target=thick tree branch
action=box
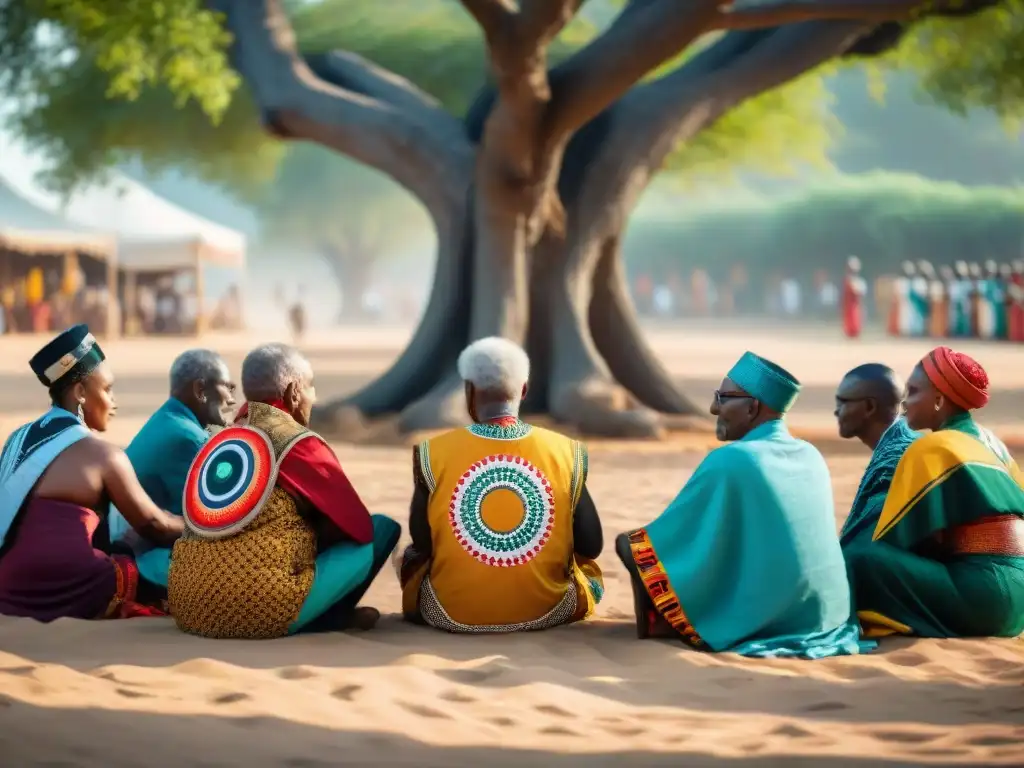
[208,0,472,217]
[460,0,516,48]
[302,50,460,133]
[715,0,1003,30]
[545,0,728,141]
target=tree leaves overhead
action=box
[2,0,1021,212]
[893,0,1024,125]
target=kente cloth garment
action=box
[168,401,379,639]
[627,420,873,658]
[400,419,603,632]
[840,419,918,550]
[108,397,209,587]
[848,412,1024,638]
[0,499,165,620]
[0,407,89,549]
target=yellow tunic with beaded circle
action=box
[405,420,602,632]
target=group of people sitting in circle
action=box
[0,324,1021,656]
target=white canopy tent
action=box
[0,135,246,333]
[0,177,119,335]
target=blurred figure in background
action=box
[949,261,973,338]
[910,261,931,337]
[842,257,865,339]
[929,264,950,338]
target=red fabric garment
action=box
[235,401,373,545]
[1011,276,1024,342]
[841,275,862,338]
[920,346,990,411]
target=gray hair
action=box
[169,349,228,394]
[457,337,530,417]
[241,343,312,402]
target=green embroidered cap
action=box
[727,351,801,414]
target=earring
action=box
[77,402,85,422]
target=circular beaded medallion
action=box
[449,454,555,567]
[183,426,276,539]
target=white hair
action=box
[169,349,228,394]
[241,343,312,402]
[457,337,530,398]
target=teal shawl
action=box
[840,419,917,550]
[642,420,874,658]
[109,398,207,586]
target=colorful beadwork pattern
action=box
[467,420,533,441]
[183,426,277,540]
[449,453,555,567]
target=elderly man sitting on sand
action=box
[168,342,401,638]
[617,351,873,658]
[398,337,604,632]
[108,348,238,591]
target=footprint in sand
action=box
[874,730,938,744]
[277,666,318,681]
[539,725,579,737]
[330,684,362,702]
[489,716,516,727]
[966,735,1022,747]
[885,650,930,667]
[608,724,645,737]
[801,701,851,713]
[438,689,476,704]
[115,687,154,700]
[439,666,507,685]
[534,704,575,718]
[2,665,36,676]
[770,724,815,739]
[211,691,250,705]
[397,701,452,720]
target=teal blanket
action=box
[840,418,917,550]
[641,420,874,658]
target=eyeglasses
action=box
[714,390,752,406]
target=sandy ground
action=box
[1,323,1023,766]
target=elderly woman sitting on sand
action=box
[0,324,183,621]
[846,346,1024,639]
[398,337,605,632]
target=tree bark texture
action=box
[208,0,998,437]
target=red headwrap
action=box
[920,346,990,411]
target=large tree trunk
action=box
[221,0,892,439]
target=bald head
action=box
[842,364,903,407]
[835,363,904,447]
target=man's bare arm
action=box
[102,448,184,546]
[409,446,432,556]
[573,486,604,560]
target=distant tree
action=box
[626,172,1024,280]
[0,0,1015,436]
[258,146,430,320]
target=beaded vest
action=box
[416,420,587,630]
[168,402,318,639]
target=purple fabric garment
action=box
[0,498,116,621]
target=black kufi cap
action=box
[29,324,106,389]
